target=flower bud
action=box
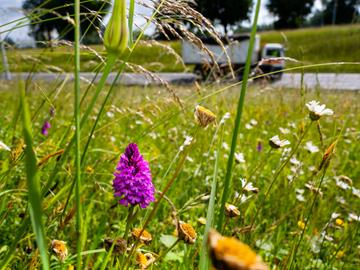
[104,0,128,55]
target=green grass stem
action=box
[74,0,82,267]
[199,126,224,270]
[217,0,262,232]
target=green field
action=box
[1,24,359,73]
[1,80,359,268]
[260,24,360,73]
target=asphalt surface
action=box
[272,73,360,91]
[1,72,359,90]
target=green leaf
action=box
[160,235,178,248]
[164,251,184,263]
[20,85,49,270]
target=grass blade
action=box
[20,85,49,270]
[199,127,224,270]
[74,0,82,267]
[217,0,262,232]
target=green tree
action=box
[23,0,110,46]
[267,0,315,29]
[194,0,253,34]
[323,0,359,24]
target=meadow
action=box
[1,0,360,269]
[1,24,360,73]
[1,80,359,269]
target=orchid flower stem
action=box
[123,206,135,241]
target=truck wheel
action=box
[194,64,212,81]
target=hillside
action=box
[260,24,360,73]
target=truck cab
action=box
[259,43,285,80]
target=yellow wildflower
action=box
[335,218,344,226]
[132,228,152,245]
[194,105,216,128]
[51,240,68,262]
[178,221,197,244]
[208,229,268,270]
[297,220,305,230]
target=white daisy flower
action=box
[352,187,360,198]
[106,111,114,118]
[336,179,351,190]
[245,123,253,130]
[348,213,360,222]
[320,231,334,242]
[331,212,341,220]
[290,157,302,166]
[219,112,230,125]
[279,127,290,134]
[234,192,253,204]
[235,152,246,164]
[269,135,290,149]
[336,196,346,205]
[305,100,334,121]
[296,193,305,202]
[304,141,319,153]
[222,142,229,150]
[240,178,259,193]
[179,136,193,152]
[296,189,306,202]
[0,141,11,151]
[250,119,258,126]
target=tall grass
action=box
[73,0,82,268]
[217,0,262,232]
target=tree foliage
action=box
[194,0,253,34]
[267,0,315,29]
[323,0,359,24]
[23,0,110,45]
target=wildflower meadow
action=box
[0,0,359,269]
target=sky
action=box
[0,0,323,46]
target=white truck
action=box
[182,34,285,80]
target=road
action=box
[272,73,360,91]
[1,72,359,90]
